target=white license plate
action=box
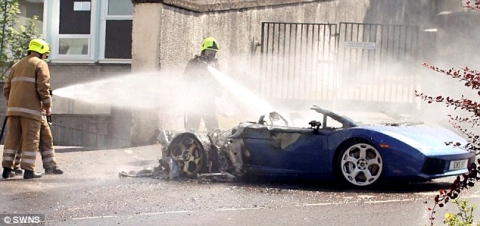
[449,159,468,170]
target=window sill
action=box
[49,59,96,64]
[48,59,132,65]
[97,59,132,64]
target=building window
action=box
[58,37,89,55]
[107,0,132,16]
[49,0,93,60]
[44,0,132,62]
[100,0,133,60]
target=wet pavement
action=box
[1,144,479,225]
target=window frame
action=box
[46,0,132,63]
[47,0,97,62]
[98,0,132,63]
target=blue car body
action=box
[165,105,476,187]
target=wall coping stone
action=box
[131,0,326,12]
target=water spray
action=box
[207,66,275,116]
[51,72,186,111]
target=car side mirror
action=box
[309,120,322,133]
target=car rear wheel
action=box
[167,133,206,177]
[338,142,383,187]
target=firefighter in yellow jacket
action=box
[2,38,52,179]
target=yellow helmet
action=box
[28,38,50,54]
[200,37,219,52]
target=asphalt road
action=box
[1,144,479,226]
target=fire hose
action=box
[0,116,6,144]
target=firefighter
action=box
[183,37,221,131]
[11,114,63,177]
[2,38,52,179]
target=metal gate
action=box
[258,22,420,110]
[258,22,338,102]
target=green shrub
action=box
[0,0,40,79]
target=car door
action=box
[242,126,331,176]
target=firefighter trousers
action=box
[2,116,41,171]
[13,118,57,170]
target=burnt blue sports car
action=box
[159,105,476,187]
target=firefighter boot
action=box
[2,167,12,179]
[45,167,63,175]
[23,170,43,179]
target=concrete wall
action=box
[48,64,132,147]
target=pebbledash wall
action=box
[132,0,463,73]
[129,0,463,145]
[2,1,461,147]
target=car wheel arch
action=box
[333,138,369,165]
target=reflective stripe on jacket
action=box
[3,54,52,121]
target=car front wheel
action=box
[338,142,383,187]
[167,133,206,177]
